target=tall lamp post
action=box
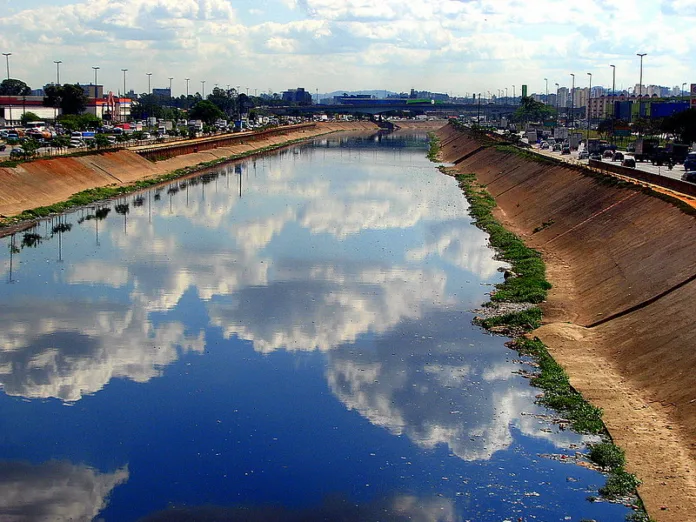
[185,78,190,109]
[2,53,10,80]
[512,85,516,104]
[54,60,62,85]
[587,73,592,150]
[121,69,128,95]
[637,53,646,97]
[610,64,616,97]
[682,82,687,100]
[610,65,616,145]
[570,73,575,128]
[555,82,559,125]
[92,66,99,87]
[201,80,206,98]
[168,77,173,98]
[544,78,548,103]
[146,72,152,94]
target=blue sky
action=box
[0,0,693,97]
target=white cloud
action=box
[0,460,128,522]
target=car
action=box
[578,151,589,160]
[684,152,696,171]
[561,146,571,155]
[9,147,25,158]
[68,139,84,148]
[589,152,602,161]
[681,171,696,183]
[612,152,624,162]
[540,141,549,150]
[622,156,636,168]
[603,150,614,159]
[0,143,6,152]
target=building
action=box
[0,96,58,126]
[0,92,132,126]
[557,87,569,108]
[282,88,312,104]
[82,84,103,99]
[152,88,171,100]
[572,87,588,110]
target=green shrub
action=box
[599,468,641,499]
[589,443,625,470]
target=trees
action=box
[661,108,696,144]
[20,112,42,126]
[513,96,555,123]
[43,84,88,115]
[57,114,101,131]
[189,100,224,125]
[0,79,31,96]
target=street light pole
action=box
[555,82,559,125]
[92,66,99,88]
[146,72,152,94]
[682,82,687,100]
[637,53,646,97]
[610,65,616,97]
[544,78,548,103]
[121,69,128,95]
[2,53,10,80]
[54,60,62,85]
[201,80,206,98]
[587,72,592,149]
[512,85,516,104]
[570,73,575,128]
[168,77,173,96]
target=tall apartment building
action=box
[557,87,569,108]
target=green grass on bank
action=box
[427,132,440,162]
[451,171,551,304]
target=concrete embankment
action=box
[437,123,696,521]
[0,121,378,220]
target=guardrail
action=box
[133,123,317,161]
[589,159,696,197]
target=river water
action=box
[0,132,631,521]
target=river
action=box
[0,131,631,521]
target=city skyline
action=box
[0,0,693,97]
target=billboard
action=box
[691,83,696,95]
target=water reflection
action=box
[327,310,578,461]
[0,460,127,521]
[140,494,455,522]
[0,300,204,401]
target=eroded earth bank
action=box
[436,122,696,521]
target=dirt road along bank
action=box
[437,123,696,521]
[0,121,380,220]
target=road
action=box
[533,145,687,182]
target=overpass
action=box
[272,102,521,117]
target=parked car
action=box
[612,152,624,162]
[622,156,636,168]
[681,171,696,183]
[578,151,589,160]
[9,147,25,158]
[68,139,84,148]
[0,143,5,152]
[561,146,571,155]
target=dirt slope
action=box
[439,126,696,521]
[0,122,377,219]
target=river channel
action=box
[0,131,631,521]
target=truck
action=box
[525,130,538,143]
[633,138,659,162]
[666,143,689,164]
[587,138,601,154]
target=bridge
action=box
[273,102,521,117]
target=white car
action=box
[578,151,589,160]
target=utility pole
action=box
[92,66,99,87]
[544,78,548,103]
[201,80,206,98]
[54,60,62,85]
[555,83,559,126]
[146,72,152,94]
[168,77,173,98]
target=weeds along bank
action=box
[437,123,696,520]
[0,121,378,223]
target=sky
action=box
[0,0,693,97]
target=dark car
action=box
[684,152,696,171]
[612,152,624,162]
[622,156,636,168]
[561,146,571,155]
[9,147,25,158]
[681,171,696,183]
